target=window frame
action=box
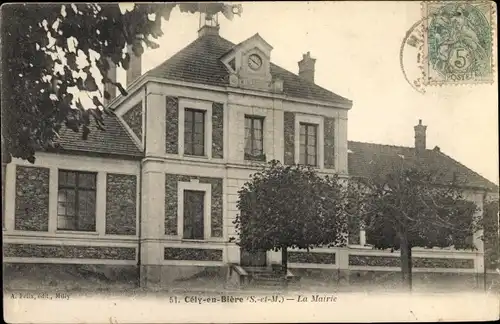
[57,169,97,232]
[182,190,205,240]
[184,108,206,157]
[178,98,213,159]
[294,114,325,169]
[176,181,212,241]
[244,115,265,161]
[299,122,318,167]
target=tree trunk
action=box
[281,246,288,286]
[400,236,412,291]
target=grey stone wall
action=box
[165,174,223,237]
[105,174,137,235]
[15,166,50,231]
[164,247,223,261]
[122,103,143,141]
[324,117,335,169]
[212,102,224,159]
[348,254,474,268]
[4,243,136,260]
[289,251,336,264]
[283,112,295,165]
[165,96,179,154]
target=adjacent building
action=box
[2,18,498,290]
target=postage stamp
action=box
[421,1,495,85]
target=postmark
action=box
[422,1,495,86]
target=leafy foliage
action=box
[351,161,481,289]
[356,167,480,250]
[1,3,241,163]
[483,199,499,270]
[233,160,349,255]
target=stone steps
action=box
[243,266,297,290]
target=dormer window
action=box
[228,58,236,71]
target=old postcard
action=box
[2,1,498,323]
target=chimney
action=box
[298,51,316,83]
[198,13,220,38]
[414,119,427,154]
[126,45,142,88]
[103,58,116,106]
[198,24,220,37]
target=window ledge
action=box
[163,237,226,244]
[55,230,99,235]
[348,244,374,250]
[182,154,209,160]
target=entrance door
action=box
[240,248,267,267]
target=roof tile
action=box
[348,141,498,191]
[146,34,351,104]
[55,113,142,158]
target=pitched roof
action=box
[54,113,143,158]
[347,141,498,191]
[146,34,351,105]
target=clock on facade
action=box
[248,54,262,71]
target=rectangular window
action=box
[184,109,205,156]
[244,116,265,161]
[299,123,318,166]
[183,190,205,240]
[57,170,96,231]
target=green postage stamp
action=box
[422,1,495,85]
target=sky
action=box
[113,2,498,184]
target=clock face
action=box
[248,54,262,71]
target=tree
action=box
[1,2,242,164]
[232,160,349,281]
[483,199,499,271]
[352,161,480,291]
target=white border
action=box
[178,98,213,159]
[177,180,212,240]
[294,114,325,169]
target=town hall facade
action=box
[2,19,498,290]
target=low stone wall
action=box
[141,264,228,291]
[3,263,139,291]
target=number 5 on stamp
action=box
[422,1,495,85]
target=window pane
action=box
[300,133,306,146]
[57,204,66,216]
[307,154,316,166]
[245,117,252,129]
[57,190,67,215]
[67,203,75,216]
[58,190,67,203]
[300,124,306,136]
[183,191,205,240]
[79,173,96,189]
[58,215,76,230]
[254,138,263,151]
[66,172,76,186]
[299,153,306,165]
[299,143,306,155]
[77,191,96,231]
[194,111,204,123]
[253,119,262,131]
[58,171,67,186]
[193,144,204,156]
[67,190,75,204]
[244,126,251,154]
[185,110,193,123]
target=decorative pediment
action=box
[222,33,280,92]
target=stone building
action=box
[2,19,498,290]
